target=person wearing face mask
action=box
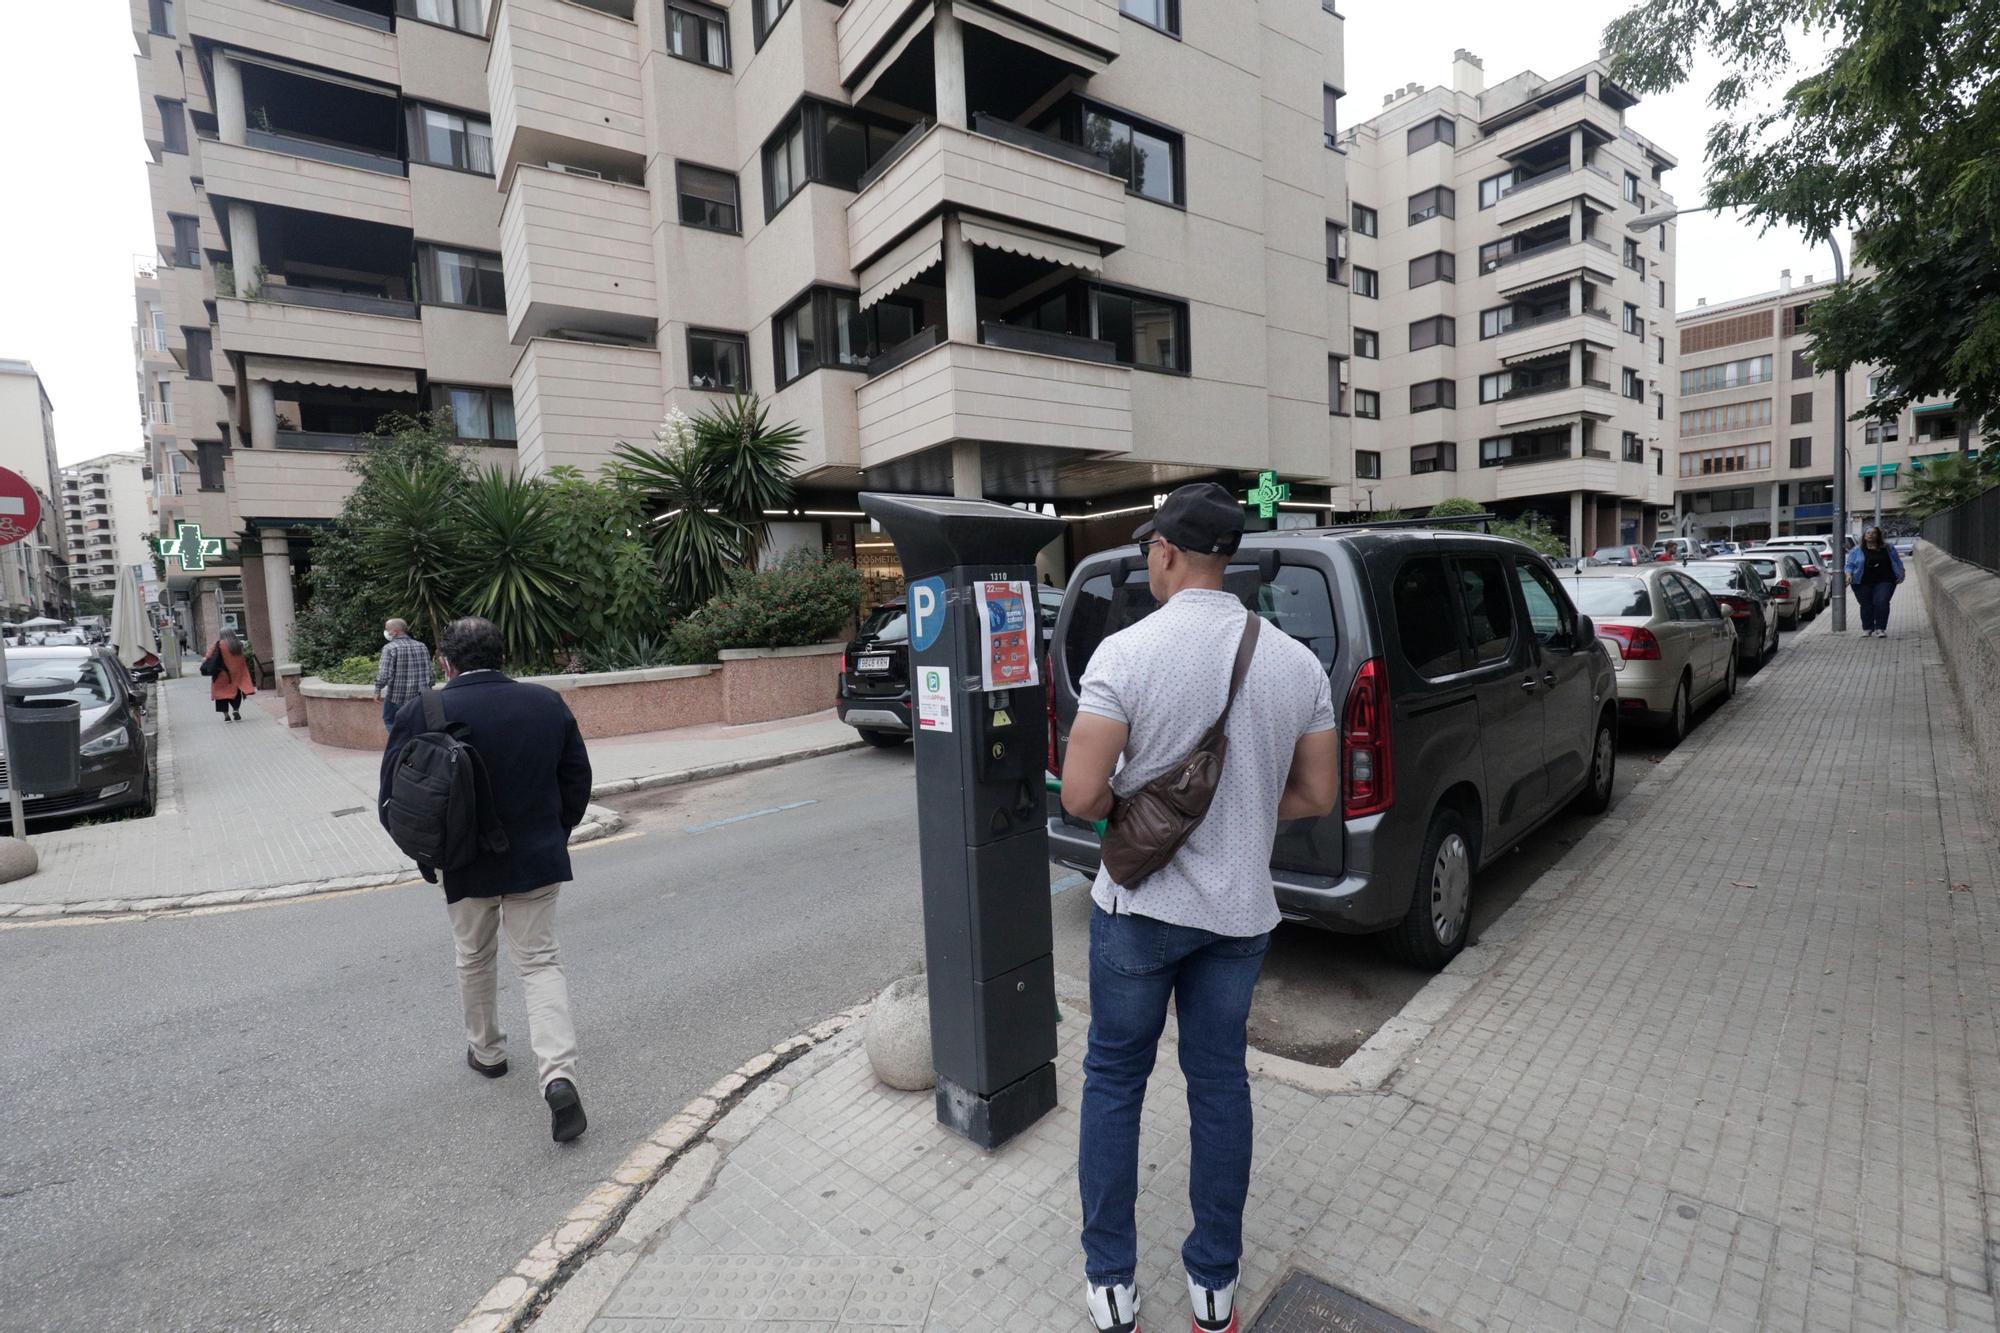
[375,618,432,729]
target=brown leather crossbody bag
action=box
[1099,610,1260,889]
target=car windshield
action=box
[1567,578,1652,617]
[6,654,115,705]
[1590,547,1631,562]
[1684,564,1747,593]
[858,605,908,642]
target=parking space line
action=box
[1049,871,1088,896]
[683,800,817,834]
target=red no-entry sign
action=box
[0,468,40,548]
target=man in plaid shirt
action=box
[375,619,432,729]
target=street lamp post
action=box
[1629,207,1849,632]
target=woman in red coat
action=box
[208,630,257,722]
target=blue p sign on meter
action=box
[909,575,948,652]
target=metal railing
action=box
[1499,163,1570,198]
[855,117,933,193]
[865,325,943,378]
[244,126,407,177]
[1481,236,1570,272]
[264,285,418,319]
[1499,379,1570,401]
[971,113,1112,174]
[979,322,1118,364]
[274,430,370,452]
[1504,307,1572,334]
[1920,480,2000,574]
[280,0,394,30]
[1482,446,1572,469]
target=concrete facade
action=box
[0,361,74,619]
[1339,51,1680,553]
[59,452,156,604]
[1672,270,1968,542]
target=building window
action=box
[676,162,740,233]
[1623,170,1640,202]
[667,0,730,69]
[1323,86,1341,148]
[1800,480,1833,505]
[183,328,212,382]
[433,385,517,442]
[407,105,493,175]
[1409,315,1455,350]
[1121,0,1178,35]
[418,245,506,312]
[148,0,176,36]
[1786,302,1813,334]
[1622,367,1644,400]
[1067,101,1184,206]
[170,214,199,268]
[1351,203,1377,236]
[1410,378,1455,412]
[773,286,922,386]
[1623,430,1645,463]
[1682,355,1773,396]
[1411,442,1456,474]
[688,330,750,392]
[1408,186,1455,224]
[1623,303,1644,337]
[1408,251,1455,287]
[1656,334,1665,364]
[752,0,792,49]
[195,441,226,493]
[1355,449,1382,480]
[1324,222,1346,282]
[1478,169,1513,209]
[1863,418,1901,444]
[1623,237,1643,272]
[1478,305,1514,340]
[1680,399,1774,436]
[1406,115,1455,153]
[1354,389,1380,419]
[763,99,910,219]
[1352,267,1378,298]
[1353,328,1378,359]
[1657,278,1668,307]
[1679,442,1774,477]
[1790,391,1813,424]
[398,0,484,34]
[1656,391,1665,421]
[1866,372,1887,396]
[1328,355,1348,414]
[159,100,187,154]
[1093,284,1189,372]
[1791,347,1811,378]
[1789,436,1812,468]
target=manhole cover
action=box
[1248,1270,1428,1332]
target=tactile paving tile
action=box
[838,1256,947,1326]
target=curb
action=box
[453,1005,870,1333]
[585,738,865,801]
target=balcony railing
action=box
[1505,307,1573,334]
[1583,236,1613,253]
[1482,446,1572,469]
[1582,446,1613,460]
[971,113,1112,175]
[1499,380,1570,401]
[1482,237,1570,273]
[274,429,369,452]
[1500,163,1570,197]
[264,285,418,319]
[280,0,394,29]
[979,322,1119,364]
[855,117,934,194]
[244,127,406,177]
[1582,377,1611,391]
[865,325,943,379]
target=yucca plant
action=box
[693,394,804,569]
[454,468,574,668]
[1902,454,1995,521]
[357,460,465,649]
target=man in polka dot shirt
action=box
[1062,482,1341,1333]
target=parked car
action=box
[1048,529,1619,968]
[1705,540,1741,557]
[1893,536,1918,556]
[1749,539,1833,613]
[1590,544,1651,567]
[1740,551,1814,628]
[1560,566,1736,743]
[1682,560,1781,669]
[1,646,156,826]
[840,587,1061,747]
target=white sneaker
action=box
[1188,1274,1239,1333]
[1086,1281,1140,1333]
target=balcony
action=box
[203,137,412,230]
[498,166,657,344]
[854,339,1131,467]
[218,295,425,368]
[512,337,662,479]
[848,121,1126,270]
[487,0,645,183]
[184,0,398,85]
[838,0,1120,89]
[1493,241,1617,297]
[1494,381,1623,431]
[1496,166,1621,226]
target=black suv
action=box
[840,589,1065,746]
[1047,528,1618,967]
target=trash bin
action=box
[4,678,81,796]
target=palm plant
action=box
[357,460,464,649]
[454,468,575,668]
[1902,454,1995,521]
[693,394,803,569]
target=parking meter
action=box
[860,492,1065,1150]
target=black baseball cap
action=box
[1134,482,1245,556]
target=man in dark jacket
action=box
[380,616,594,1142]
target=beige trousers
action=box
[446,883,578,1091]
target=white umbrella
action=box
[109,565,152,667]
[13,616,62,629]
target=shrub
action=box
[319,656,381,686]
[1491,510,1568,558]
[683,549,864,651]
[1429,496,1483,517]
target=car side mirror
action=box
[1575,614,1595,645]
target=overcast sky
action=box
[0,2,1845,467]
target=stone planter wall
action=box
[719,642,846,725]
[275,664,309,729]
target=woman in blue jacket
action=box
[1845,526,1906,637]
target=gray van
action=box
[1047,526,1619,967]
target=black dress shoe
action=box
[545,1078,586,1143]
[467,1047,508,1079]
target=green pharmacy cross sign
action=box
[157,521,225,572]
[1246,470,1291,519]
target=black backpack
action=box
[382,691,509,884]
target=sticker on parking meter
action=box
[975,580,1039,692]
[917,666,953,732]
[908,576,947,652]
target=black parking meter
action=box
[860,492,1065,1150]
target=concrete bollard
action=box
[864,974,935,1091]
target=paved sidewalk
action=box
[560,575,2000,1331]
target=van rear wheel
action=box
[1387,807,1473,969]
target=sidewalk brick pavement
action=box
[573,573,2000,1331]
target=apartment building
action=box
[132,0,1354,658]
[0,361,74,620]
[1339,51,1680,553]
[1673,270,1968,542]
[61,453,157,606]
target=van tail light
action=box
[1716,595,1753,619]
[1342,658,1393,818]
[1771,579,1791,597]
[1044,655,1059,779]
[1597,624,1663,660]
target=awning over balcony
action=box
[1501,344,1574,368]
[960,217,1105,273]
[1858,463,1900,478]
[953,1,1114,71]
[240,355,418,394]
[1498,258,1615,297]
[858,217,943,311]
[1499,410,1597,435]
[1500,199,1575,238]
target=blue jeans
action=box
[1857,581,1896,633]
[1079,906,1270,1290]
[381,697,400,729]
